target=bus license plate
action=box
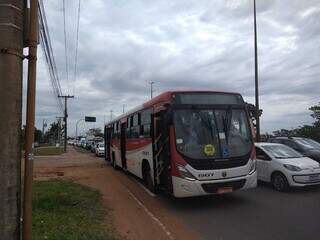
[309,174,320,181]
[217,187,233,194]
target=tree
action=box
[272,103,320,142]
[21,125,43,147]
[86,128,103,137]
[309,103,320,128]
[43,121,61,144]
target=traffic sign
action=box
[85,116,96,122]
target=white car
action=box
[255,142,320,191]
[95,143,105,157]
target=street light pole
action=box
[110,110,113,121]
[254,0,260,142]
[150,81,154,99]
[75,118,84,140]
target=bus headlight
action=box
[176,164,196,181]
[249,160,256,175]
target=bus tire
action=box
[112,152,119,170]
[142,161,156,193]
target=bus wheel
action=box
[143,163,155,193]
[272,172,289,192]
[112,153,119,170]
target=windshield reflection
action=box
[174,109,251,160]
[263,145,302,159]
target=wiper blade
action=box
[193,109,215,140]
[223,107,232,144]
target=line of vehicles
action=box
[69,137,105,157]
[72,91,320,197]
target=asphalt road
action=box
[73,147,320,240]
[159,183,320,240]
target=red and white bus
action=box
[104,91,257,197]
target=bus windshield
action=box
[174,109,252,159]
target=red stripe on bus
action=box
[126,138,152,151]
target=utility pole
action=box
[42,119,47,143]
[56,117,64,146]
[58,95,74,152]
[23,0,39,240]
[0,1,24,239]
[253,0,260,142]
[150,81,154,99]
[122,104,125,114]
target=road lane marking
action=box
[126,189,175,240]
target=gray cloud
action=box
[27,0,319,135]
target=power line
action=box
[62,0,69,94]
[38,0,64,113]
[73,0,81,96]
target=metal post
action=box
[254,0,260,142]
[0,1,24,239]
[23,0,39,239]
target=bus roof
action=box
[105,90,242,127]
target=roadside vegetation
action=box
[33,146,64,156]
[33,180,117,240]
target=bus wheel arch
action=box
[142,159,155,193]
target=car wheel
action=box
[272,172,289,192]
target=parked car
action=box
[86,140,93,150]
[255,142,320,191]
[95,143,105,157]
[91,141,102,153]
[269,137,320,163]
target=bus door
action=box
[153,110,172,191]
[120,122,127,169]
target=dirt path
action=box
[34,147,200,240]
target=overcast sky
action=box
[25,0,320,136]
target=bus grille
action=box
[201,179,246,194]
[187,155,250,170]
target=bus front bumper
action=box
[172,171,257,198]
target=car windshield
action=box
[263,145,302,159]
[295,138,320,149]
[174,109,251,159]
[98,143,104,148]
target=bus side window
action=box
[131,113,140,138]
[141,109,152,138]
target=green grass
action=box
[33,180,117,240]
[34,146,64,156]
